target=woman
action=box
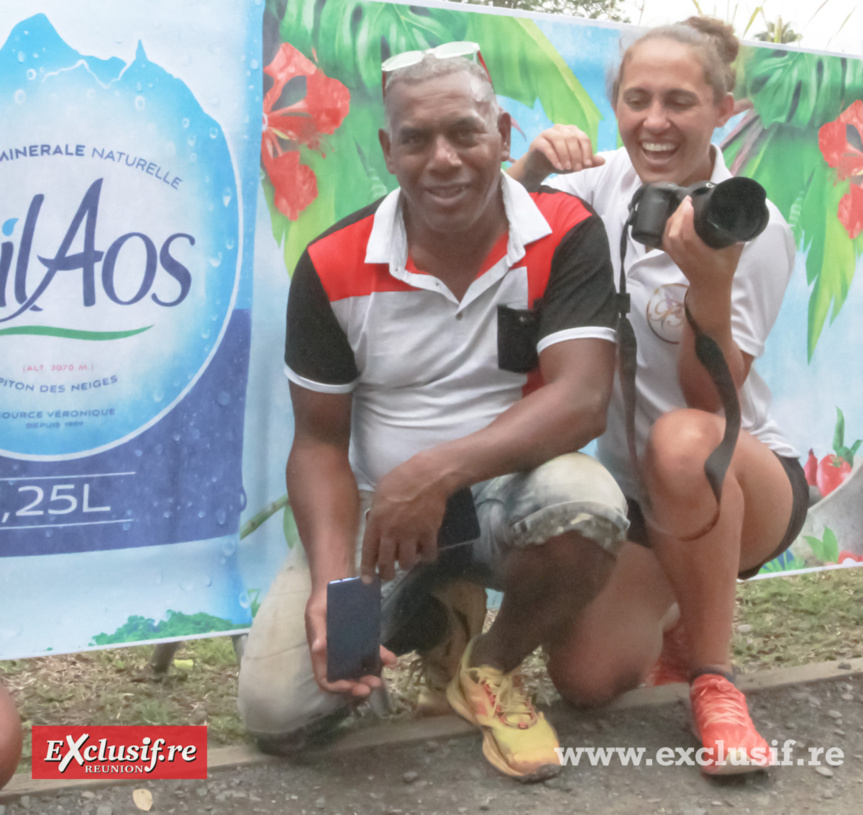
[509,17,808,775]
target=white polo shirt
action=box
[285,173,617,490]
[546,148,799,497]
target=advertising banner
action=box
[0,1,263,658]
[2,0,862,661]
[257,0,863,581]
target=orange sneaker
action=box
[446,637,561,782]
[690,673,773,775]
[645,621,690,686]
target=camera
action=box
[629,177,770,249]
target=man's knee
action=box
[238,654,346,739]
[236,560,343,739]
[546,642,643,708]
[505,452,629,554]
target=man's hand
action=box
[360,458,451,581]
[510,124,605,190]
[304,589,395,697]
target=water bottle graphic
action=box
[0,14,251,556]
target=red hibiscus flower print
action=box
[818,100,863,239]
[262,43,351,221]
[837,182,863,240]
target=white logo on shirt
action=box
[646,283,688,344]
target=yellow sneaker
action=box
[414,580,486,717]
[446,637,561,782]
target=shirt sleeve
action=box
[730,205,796,359]
[537,206,619,352]
[284,249,358,392]
[542,151,615,207]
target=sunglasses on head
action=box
[381,41,493,95]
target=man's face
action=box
[379,71,511,240]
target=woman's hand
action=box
[508,124,605,191]
[663,197,751,406]
[662,196,743,298]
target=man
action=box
[238,45,629,782]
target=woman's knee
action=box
[645,409,722,496]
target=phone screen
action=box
[326,576,381,682]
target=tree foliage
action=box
[459,0,629,23]
[263,0,604,272]
[754,16,803,44]
[725,48,863,359]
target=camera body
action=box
[629,177,769,250]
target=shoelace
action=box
[693,679,751,729]
[473,668,538,729]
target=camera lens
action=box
[694,178,769,248]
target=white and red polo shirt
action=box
[285,173,617,491]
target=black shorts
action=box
[626,453,808,580]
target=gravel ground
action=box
[2,672,862,815]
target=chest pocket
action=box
[497,303,540,373]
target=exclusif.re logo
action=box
[31,726,208,780]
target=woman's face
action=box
[614,38,735,187]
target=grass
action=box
[3,566,863,775]
[1,638,248,774]
[734,567,863,670]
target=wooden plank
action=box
[319,714,475,755]
[208,743,279,769]
[3,656,862,801]
[0,775,130,799]
[737,657,863,691]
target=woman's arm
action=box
[662,197,796,412]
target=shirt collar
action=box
[708,144,732,183]
[364,171,552,275]
[619,143,732,197]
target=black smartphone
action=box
[326,576,381,682]
[438,487,480,549]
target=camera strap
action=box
[616,213,741,542]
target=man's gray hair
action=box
[383,55,500,135]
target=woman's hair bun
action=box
[683,15,739,66]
